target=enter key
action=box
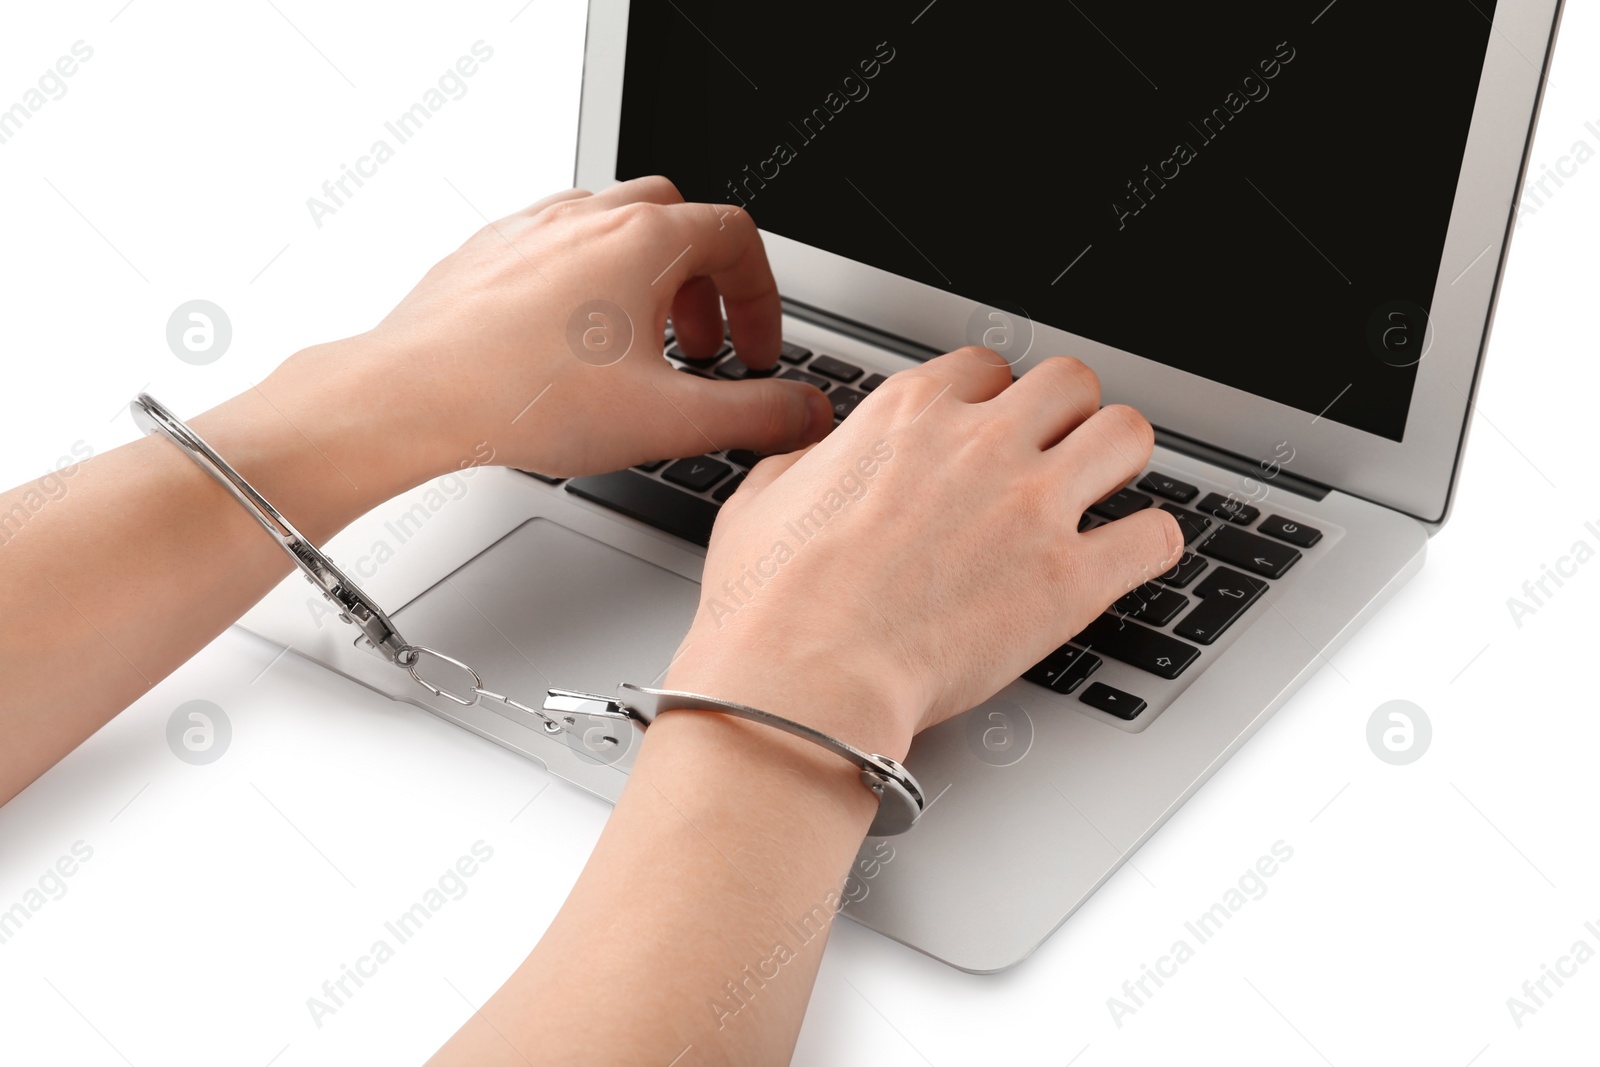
[1171,566,1269,645]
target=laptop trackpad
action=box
[390,518,700,701]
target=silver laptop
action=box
[241,0,1563,972]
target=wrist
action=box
[637,705,885,836]
[190,338,461,543]
[263,335,466,502]
[662,642,919,764]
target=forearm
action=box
[430,709,892,1067]
[0,339,451,803]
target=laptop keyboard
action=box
[528,326,1327,727]
[556,328,889,549]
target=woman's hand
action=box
[667,347,1185,759]
[276,176,833,486]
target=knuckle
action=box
[542,197,587,225]
[637,175,684,202]
[1037,355,1100,397]
[948,344,1012,374]
[608,200,666,237]
[1097,403,1155,456]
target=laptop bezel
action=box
[573,0,1562,524]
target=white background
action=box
[1,2,1597,1064]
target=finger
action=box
[670,275,726,359]
[891,346,1014,409]
[588,174,686,209]
[1076,508,1186,609]
[654,373,833,458]
[989,356,1102,450]
[646,203,781,366]
[518,187,592,217]
[1047,404,1156,515]
[740,445,813,493]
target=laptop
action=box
[241,0,1564,972]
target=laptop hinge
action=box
[1151,428,1329,502]
[783,297,941,362]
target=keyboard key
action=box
[633,459,667,473]
[724,449,763,469]
[1079,682,1147,721]
[713,471,746,503]
[519,470,565,485]
[567,471,720,546]
[860,372,888,392]
[1157,551,1208,588]
[1088,487,1152,522]
[1193,565,1269,601]
[1138,471,1199,504]
[1173,566,1269,644]
[715,358,779,380]
[661,456,731,493]
[1074,615,1200,679]
[809,354,864,383]
[1259,515,1323,548]
[1112,583,1189,626]
[1023,645,1102,694]
[677,364,714,379]
[779,342,812,364]
[779,368,831,392]
[1196,492,1260,525]
[1198,526,1301,579]
[830,387,868,422]
[667,341,732,369]
[1158,503,1212,545]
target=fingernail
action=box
[804,391,833,444]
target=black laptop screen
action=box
[616,1,1499,441]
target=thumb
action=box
[665,375,834,455]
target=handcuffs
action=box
[131,393,925,835]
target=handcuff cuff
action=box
[130,393,925,836]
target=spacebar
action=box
[566,470,719,547]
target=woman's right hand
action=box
[664,346,1185,760]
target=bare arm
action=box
[0,178,833,804]
[431,346,1181,1065]
[2,178,1180,1066]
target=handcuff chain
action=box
[129,392,925,834]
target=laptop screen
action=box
[616,1,1498,442]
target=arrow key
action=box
[662,455,732,493]
[1080,682,1148,721]
[1023,644,1102,694]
